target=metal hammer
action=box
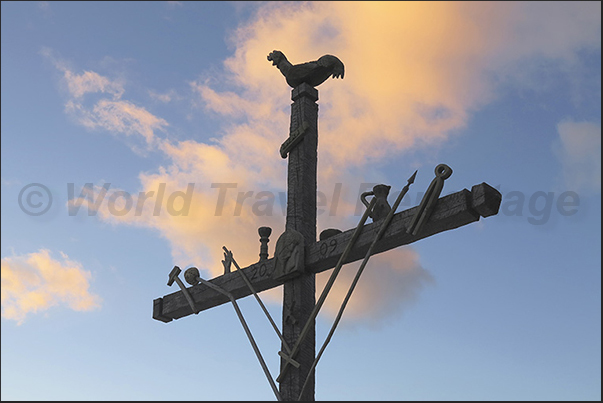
[167,266,198,314]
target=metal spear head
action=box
[408,170,418,185]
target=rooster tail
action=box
[318,54,345,79]
[333,62,344,79]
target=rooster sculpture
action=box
[267,50,344,88]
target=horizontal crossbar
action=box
[153,182,501,323]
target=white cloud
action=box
[148,89,179,103]
[196,2,600,170]
[317,247,434,324]
[44,49,166,148]
[63,70,124,99]
[65,99,168,145]
[1,249,101,325]
[42,48,125,99]
[58,2,600,323]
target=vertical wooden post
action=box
[281,83,318,401]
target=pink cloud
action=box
[1,249,101,325]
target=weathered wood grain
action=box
[281,82,318,401]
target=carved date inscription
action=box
[248,261,272,281]
[319,238,338,257]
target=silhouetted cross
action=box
[153,52,501,401]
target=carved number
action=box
[319,238,338,257]
[249,263,269,281]
[329,239,338,255]
[265,262,274,278]
[319,242,327,257]
[250,266,258,281]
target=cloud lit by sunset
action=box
[2,2,600,401]
[1,249,101,325]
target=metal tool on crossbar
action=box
[184,267,282,401]
[276,195,377,382]
[297,170,417,400]
[167,266,198,314]
[224,246,293,356]
[407,164,452,236]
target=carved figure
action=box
[267,50,344,88]
[272,229,305,281]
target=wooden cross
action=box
[153,80,502,400]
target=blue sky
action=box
[1,1,601,401]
